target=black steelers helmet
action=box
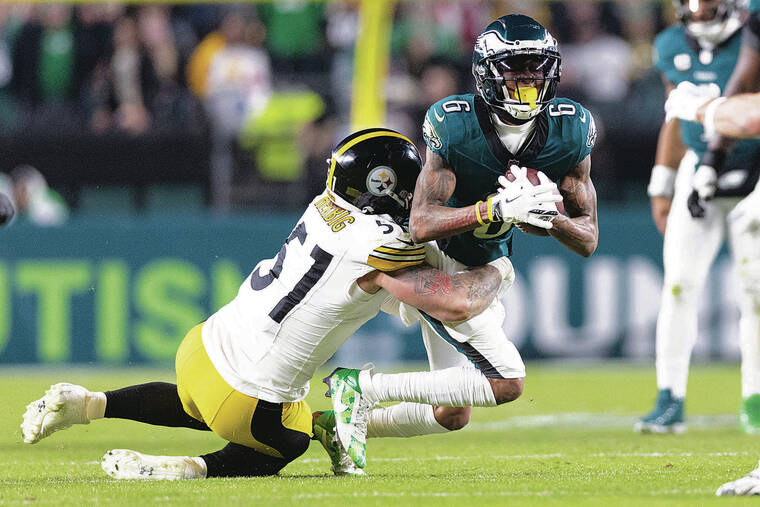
[326,128,422,226]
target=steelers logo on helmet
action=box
[367,166,397,197]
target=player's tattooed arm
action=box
[361,263,503,323]
[547,155,598,257]
[408,149,483,243]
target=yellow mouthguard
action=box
[518,86,538,110]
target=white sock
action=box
[655,283,699,399]
[87,391,107,420]
[359,366,497,407]
[367,403,448,438]
[739,285,760,398]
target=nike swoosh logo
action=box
[397,238,417,247]
[579,109,586,123]
[434,109,445,122]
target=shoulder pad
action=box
[367,238,426,272]
[423,94,475,163]
[546,98,596,166]
[653,26,687,73]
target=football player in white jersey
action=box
[664,9,760,495]
[635,0,760,434]
[20,128,520,479]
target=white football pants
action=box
[657,151,760,399]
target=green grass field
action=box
[1,362,759,506]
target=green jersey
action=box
[654,23,760,176]
[422,93,595,266]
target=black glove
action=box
[688,149,726,219]
[0,192,14,227]
[687,189,706,218]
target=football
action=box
[505,166,565,215]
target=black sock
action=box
[201,442,289,477]
[104,382,210,431]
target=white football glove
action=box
[665,81,721,123]
[487,165,563,230]
[716,462,760,496]
[692,163,718,200]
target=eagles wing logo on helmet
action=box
[367,166,397,197]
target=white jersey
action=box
[202,190,425,403]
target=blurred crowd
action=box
[0,1,674,213]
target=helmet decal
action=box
[366,166,397,197]
[475,29,557,58]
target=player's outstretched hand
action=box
[665,81,720,123]
[488,165,562,229]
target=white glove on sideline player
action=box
[692,164,718,200]
[665,81,721,123]
[488,165,562,229]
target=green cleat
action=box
[312,410,365,476]
[633,389,685,434]
[740,394,760,434]
[323,367,372,469]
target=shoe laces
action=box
[352,396,372,438]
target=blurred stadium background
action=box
[0,0,739,369]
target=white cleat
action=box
[717,461,760,496]
[21,383,94,444]
[312,410,366,476]
[101,449,207,481]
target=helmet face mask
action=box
[326,128,422,227]
[673,0,747,45]
[473,15,561,122]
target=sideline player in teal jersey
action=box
[324,14,599,468]
[662,3,760,495]
[637,0,760,435]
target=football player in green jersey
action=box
[326,14,598,465]
[637,0,760,435]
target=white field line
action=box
[284,488,717,499]
[299,450,753,464]
[466,413,737,431]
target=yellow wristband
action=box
[474,201,486,226]
[486,198,494,222]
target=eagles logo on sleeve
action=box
[586,113,597,148]
[422,115,442,151]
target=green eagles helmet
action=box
[326,128,422,226]
[673,0,747,45]
[472,14,561,123]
